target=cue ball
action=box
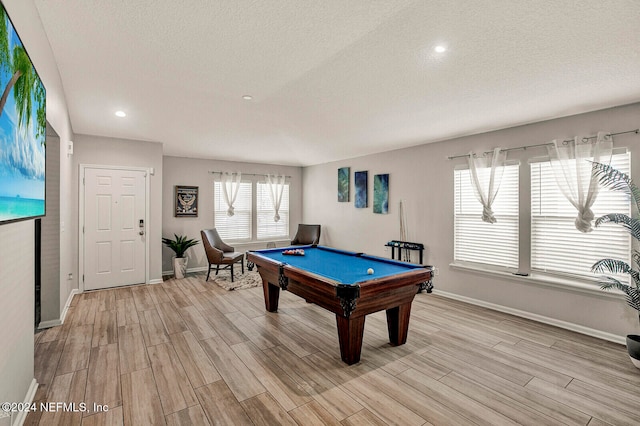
[367,268,374,275]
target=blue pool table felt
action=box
[253,245,422,285]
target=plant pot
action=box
[626,334,640,369]
[173,256,188,279]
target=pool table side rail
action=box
[247,250,432,318]
[353,267,432,316]
[247,252,346,314]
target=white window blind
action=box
[531,151,631,280]
[454,163,519,269]
[256,183,290,239]
[214,181,252,241]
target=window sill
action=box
[449,262,625,301]
[231,239,291,248]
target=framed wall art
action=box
[354,171,368,208]
[338,167,350,202]
[175,185,198,217]
[373,174,389,214]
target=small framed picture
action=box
[175,185,198,217]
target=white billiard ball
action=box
[367,268,374,275]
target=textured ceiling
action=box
[33,0,640,166]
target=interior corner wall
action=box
[40,133,60,324]
[72,135,164,284]
[0,221,35,414]
[302,102,640,339]
[161,156,303,274]
[1,0,75,414]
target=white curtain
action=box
[221,172,241,216]
[468,148,506,223]
[546,132,613,233]
[266,174,286,222]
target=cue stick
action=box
[399,200,410,262]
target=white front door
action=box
[83,167,147,290]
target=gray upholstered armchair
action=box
[201,229,244,282]
[291,224,321,246]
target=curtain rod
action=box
[208,171,292,178]
[447,128,639,160]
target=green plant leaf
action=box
[633,250,640,270]
[591,161,640,213]
[594,214,640,240]
[162,234,199,258]
[592,258,640,282]
[598,275,640,311]
[590,161,640,318]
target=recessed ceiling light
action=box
[434,45,446,53]
[115,110,126,117]
[242,95,253,100]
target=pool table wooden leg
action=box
[263,280,280,312]
[336,315,366,365]
[386,302,412,346]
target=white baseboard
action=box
[162,266,208,277]
[59,289,80,325]
[37,289,80,330]
[9,378,38,426]
[434,290,626,345]
[148,279,163,284]
[37,318,61,329]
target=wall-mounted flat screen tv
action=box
[0,1,46,225]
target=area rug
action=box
[211,270,263,291]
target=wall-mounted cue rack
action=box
[385,240,425,264]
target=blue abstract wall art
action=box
[373,173,389,214]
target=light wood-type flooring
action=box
[27,273,640,425]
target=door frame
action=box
[79,164,151,292]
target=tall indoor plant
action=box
[590,161,640,368]
[162,234,199,279]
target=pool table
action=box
[246,245,433,364]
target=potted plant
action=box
[162,234,199,279]
[591,161,640,368]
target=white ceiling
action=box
[33,0,640,166]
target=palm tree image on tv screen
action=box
[0,4,46,224]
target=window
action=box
[213,178,291,242]
[256,182,290,239]
[531,151,631,280]
[454,163,519,269]
[213,181,252,241]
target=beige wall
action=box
[73,134,164,283]
[0,0,75,415]
[41,132,60,323]
[0,221,36,415]
[0,3,637,413]
[162,156,303,274]
[303,102,640,340]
